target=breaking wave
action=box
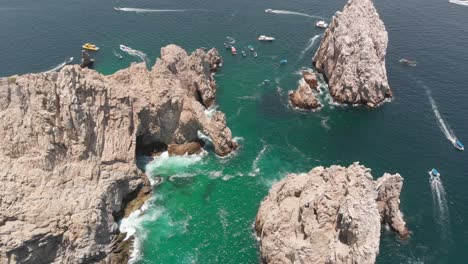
[45,57,73,73]
[119,197,165,264]
[449,0,468,6]
[145,151,205,180]
[299,34,322,59]
[119,44,150,68]
[268,9,323,19]
[114,7,189,13]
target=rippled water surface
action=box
[1,0,468,263]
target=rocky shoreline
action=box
[255,163,408,264]
[313,0,393,107]
[0,45,236,263]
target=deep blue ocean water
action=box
[1,0,468,263]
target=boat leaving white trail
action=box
[268,9,322,19]
[113,7,189,13]
[120,44,150,67]
[45,57,73,73]
[429,174,451,239]
[299,34,322,59]
[449,0,468,6]
[424,85,457,144]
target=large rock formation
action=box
[255,163,409,264]
[313,0,392,107]
[289,71,321,110]
[0,45,236,263]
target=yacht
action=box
[454,139,464,151]
[258,35,275,41]
[429,168,440,177]
[265,9,273,13]
[315,21,329,28]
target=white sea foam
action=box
[45,57,73,73]
[299,34,322,59]
[204,105,219,117]
[449,0,468,6]
[249,143,268,176]
[423,84,457,143]
[119,197,165,264]
[269,9,323,19]
[120,44,150,67]
[145,151,205,180]
[197,130,213,145]
[114,7,189,13]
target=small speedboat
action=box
[82,43,99,51]
[453,139,464,151]
[248,45,254,51]
[241,50,247,57]
[429,168,440,177]
[399,58,417,67]
[258,35,275,42]
[315,21,329,28]
[253,52,258,58]
[265,9,273,13]
[280,59,288,65]
[231,46,237,55]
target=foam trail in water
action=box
[226,36,236,44]
[45,57,73,73]
[429,173,451,239]
[449,0,468,6]
[299,34,322,59]
[114,7,189,13]
[423,85,457,143]
[120,44,150,67]
[145,151,205,181]
[269,9,322,19]
[249,143,268,176]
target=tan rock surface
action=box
[313,0,392,107]
[255,163,408,264]
[0,45,236,263]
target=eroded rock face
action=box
[313,0,392,107]
[289,71,321,110]
[0,45,235,263]
[255,163,408,264]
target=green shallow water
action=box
[2,0,468,263]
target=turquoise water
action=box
[2,0,468,263]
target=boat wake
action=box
[424,85,457,144]
[449,0,468,6]
[119,44,150,67]
[299,34,322,59]
[226,36,236,44]
[114,7,189,13]
[45,57,73,73]
[429,173,451,239]
[268,9,322,19]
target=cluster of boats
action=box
[224,42,258,58]
[82,42,125,60]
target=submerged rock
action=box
[313,0,392,107]
[255,163,408,264]
[289,71,321,110]
[0,45,235,263]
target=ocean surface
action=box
[2,0,468,263]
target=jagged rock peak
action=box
[255,163,408,264]
[313,0,392,107]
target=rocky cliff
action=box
[313,0,392,107]
[0,45,236,263]
[289,71,321,110]
[255,163,408,264]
